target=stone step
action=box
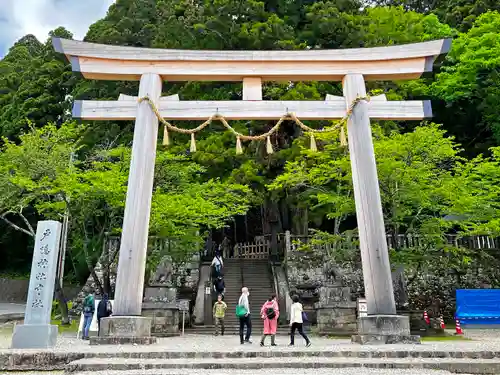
[66,357,500,374]
[67,370,466,375]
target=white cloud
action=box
[0,0,114,57]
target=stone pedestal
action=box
[140,286,180,337]
[351,315,421,344]
[142,302,180,337]
[11,324,58,349]
[314,284,357,335]
[90,316,156,345]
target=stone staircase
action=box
[62,348,500,374]
[186,258,289,336]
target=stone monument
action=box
[315,263,357,335]
[141,256,180,337]
[11,220,62,348]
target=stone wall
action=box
[286,249,363,308]
[70,236,201,316]
[287,242,500,320]
[0,278,79,303]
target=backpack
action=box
[302,311,308,322]
[266,307,276,319]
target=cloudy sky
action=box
[0,0,114,57]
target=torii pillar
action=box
[53,37,450,345]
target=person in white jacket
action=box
[289,294,311,347]
[238,287,252,344]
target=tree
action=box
[433,11,500,151]
[0,28,75,139]
[269,124,463,239]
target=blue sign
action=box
[456,289,500,325]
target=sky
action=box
[0,0,115,58]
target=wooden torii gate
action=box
[53,37,450,344]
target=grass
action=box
[0,319,79,338]
[51,319,79,333]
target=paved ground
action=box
[1,332,500,352]
[0,302,25,315]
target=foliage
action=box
[0,122,250,280]
[2,0,500,291]
[433,11,500,146]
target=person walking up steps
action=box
[236,287,252,344]
[213,294,227,336]
[260,294,279,346]
[213,275,225,299]
[211,252,223,278]
[289,295,311,347]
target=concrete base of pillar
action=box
[90,336,157,345]
[352,315,421,345]
[11,324,58,349]
[90,316,156,346]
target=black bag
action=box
[266,307,276,319]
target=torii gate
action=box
[53,37,450,344]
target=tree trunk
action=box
[54,278,70,325]
[292,206,308,235]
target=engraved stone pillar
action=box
[11,220,62,348]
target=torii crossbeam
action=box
[53,37,451,345]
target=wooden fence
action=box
[232,241,270,259]
[286,233,499,252]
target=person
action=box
[82,293,95,340]
[260,294,279,346]
[211,252,223,277]
[221,236,231,258]
[213,294,227,336]
[96,293,113,336]
[289,294,311,347]
[213,275,225,298]
[237,287,252,344]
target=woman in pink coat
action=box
[260,294,279,346]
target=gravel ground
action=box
[1,332,500,353]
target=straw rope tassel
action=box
[236,136,243,155]
[266,136,274,154]
[190,133,197,152]
[340,126,348,147]
[162,125,170,146]
[310,134,317,152]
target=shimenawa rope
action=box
[138,96,370,154]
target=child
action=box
[213,294,227,336]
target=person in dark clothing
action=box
[237,287,252,344]
[213,276,225,299]
[96,293,112,336]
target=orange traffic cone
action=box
[455,319,464,335]
[439,316,446,330]
[423,310,430,325]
